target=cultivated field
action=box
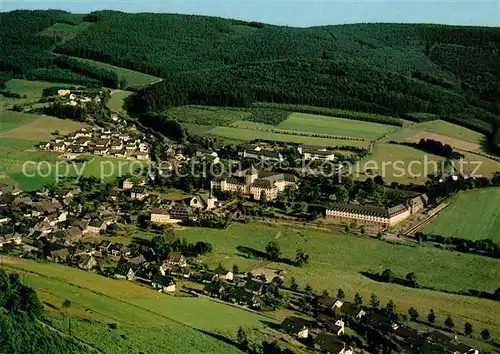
[176,222,500,338]
[406,132,481,151]
[61,56,163,89]
[277,112,398,140]
[384,120,487,150]
[356,143,445,184]
[206,126,370,148]
[423,188,500,241]
[4,258,273,354]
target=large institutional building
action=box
[325,194,428,227]
[211,167,298,200]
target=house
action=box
[150,208,173,224]
[189,193,219,210]
[166,252,187,267]
[64,226,83,242]
[77,255,98,271]
[316,315,345,335]
[168,202,192,221]
[425,331,479,354]
[313,331,353,354]
[280,317,310,339]
[214,267,233,281]
[109,243,130,257]
[136,152,149,160]
[0,233,22,247]
[244,279,264,296]
[227,286,257,306]
[170,265,192,279]
[203,281,227,298]
[314,295,343,310]
[152,275,176,293]
[201,271,216,284]
[114,263,136,280]
[128,254,147,265]
[241,149,284,163]
[87,219,108,235]
[130,186,148,200]
[393,326,426,349]
[72,219,89,234]
[366,311,395,330]
[49,248,70,261]
[339,302,366,319]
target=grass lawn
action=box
[423,188,500,241]
[3,258,275,354]
[107,90,133,115]
[206,126,370,148]
[356,143,445,184]
[4,79,63,98]
[173,222,500,339]
[60,56,162,89]
[0,110,40,133]
[277,112,398,140]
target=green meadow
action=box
[277,112,398,139]
[175,222,500,339]
[424,188,500,242]
[206,126,370,148]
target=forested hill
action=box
[1,10,500,134]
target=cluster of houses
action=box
[278,294,479,354]
[0,187,117,248]
[42,128,150,160]
[57,89,102,107]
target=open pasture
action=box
[277,112,398,140]
[206,126,370,148]
[107,90,133,114]
[176,222,500,338]
[423,188,500,242]
[1,115,88,141]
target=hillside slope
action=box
[1,10,499,135]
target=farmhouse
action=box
[211,167,298,201]
[313,331,353,354]
[297,144,336,161]
[326,203,410,227]
[280,317,310,339]
[152,275,176,293]
[150,208,172,224]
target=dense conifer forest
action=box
[1,9,499,140]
